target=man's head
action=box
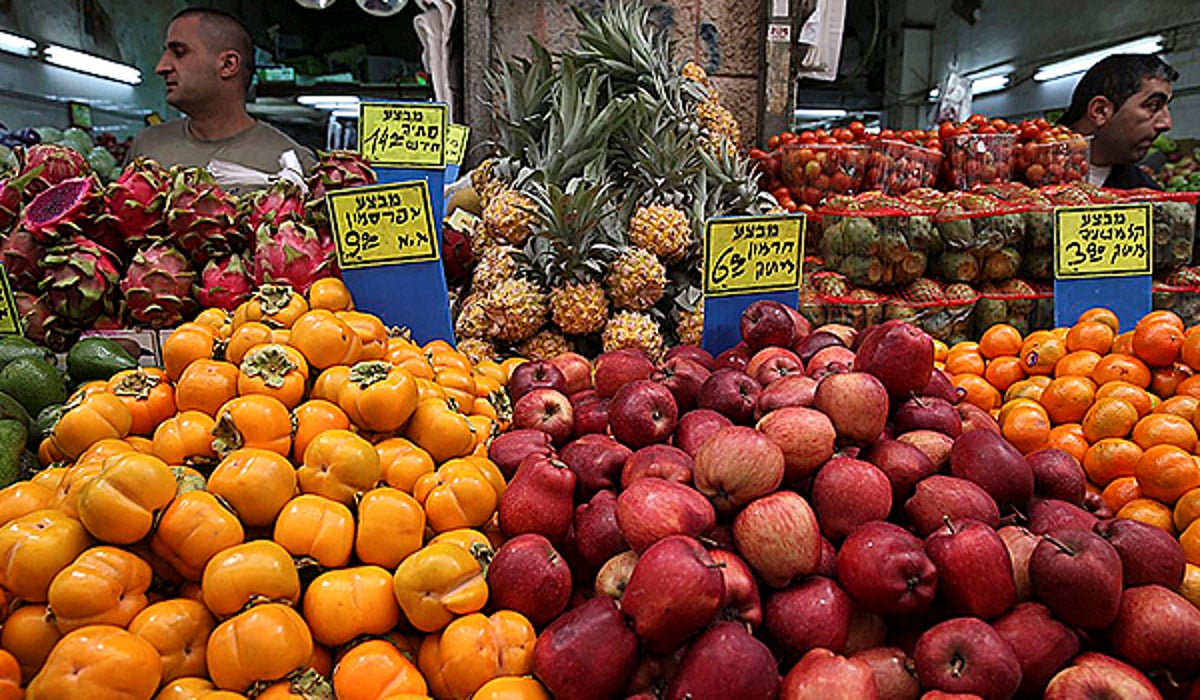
[1060,53,1177,166]
[156,8,255,114]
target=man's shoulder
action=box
[130,119,187,146]
[1106,163,1162,191]
[243,122,317,169]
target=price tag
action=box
[446,124,470,166]
[703,215,806,296]
[359,102,448,168]
[446,207,481,232]
[1054,203,1152,278]
[0,265,21,335]
[326,181,439,270]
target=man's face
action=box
[1097,76,1174,164]
[155,15,224,113]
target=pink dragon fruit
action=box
[19,176,102,243]
[164,167,239,260]
[120,241,197,329]
[38,236,122,326]
[13,291,78,352]
[253,220,335,294]
[239,180,306,233]
[101,158,169,249]
[307,150,376,202]
[0,227,47,292]
[195,255,253,311]
[21,144,90,195]
[0,166,42,231]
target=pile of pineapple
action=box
[453,1,775,362]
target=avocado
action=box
[34,403,65,442]
[66,337,138,384]
[0,336,52,370]
[0,356,67,417]
[0,391,31,429]
[0,419,27,488]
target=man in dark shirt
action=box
[1059,53,1177,190]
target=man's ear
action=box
[1085,95,1114,129]
[217,49,242,81]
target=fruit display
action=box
[862,139,943,195]
[453,1,774,361]
[0,147,375,350]
[1013,120,1090,187]
[0,124,125,182]
[780,142,869,206]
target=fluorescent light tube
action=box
[794,108,848,120]
[971,74,1010,95]
[0,31,36,57]
[297,95,361,110]
[44,44,142,84]
[1034,35,1164,82]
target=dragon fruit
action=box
[195,255,253,311]
[164,167,239,260]
[0,167,42,231]
[38,236,122,326]
[101,158,169,249]
[19,176,102,243]
[307,150,376,202]
[121,241,197,329]
[21,144,90,195]
[253,220,335,294]
[13,291,78,352]
[239,180,306,233]
[0,227,47,292]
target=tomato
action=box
[26,624,163,699]
[780,130,798,144]
[766,135,780,149]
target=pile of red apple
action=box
[489,300,1200,700]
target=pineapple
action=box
[681,60,709,87]
[603,310,664,359]
[457,337,496,365]
[471,246,520,292]
[629,203,692,263]
[480,277,548,343]
[550,282,609,336]
[483,188,536,246]
[675,298,704,346]
[606,247,666,311]
[519,328,572,360]
[696,99,741,151]
[455,293,489,339]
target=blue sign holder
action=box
[702,289,800,356]
[1053,276,1151,332]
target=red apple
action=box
[551,351,595,395]
[924,518,1016,619]
[837,521,937,616]
[561,434,633,499]
[895,430,955,471]
[733,490,822,589]
[532,596,639,700]
[489,429,555,479]
[958,402,1001,434]
[950,428,1034,514]
[861,438,939,507]
[608,379,678,449]
[512,388,575,446]
[1094,517,1186,589]
[811,457,893,541]
[1028,497,1099,535]
[853,319,935,401]
[1030,528,1123,629]
[1026,448,1087,505]
[665,344,715,370]
[500,454,577,544]
[920,369,963,405]
[1043,652,1163,700]
[693,426,785,513]
[853,647,920,700]
[674,409,734,457]
[621,444,694,487]
[756,374,819,418]
[487,533,573,626]
[815,323,858,347]
[893,396,962,438]
[574,489,628,568]
[697,369,762,425]
[620,535,724,654]
[813,371,889,445]
[781,648,879,699]
[748,346,805,387]
[1109,584,1200,679]
[784,305,812,344]
[666,621,781,700]
[905,475,1000,535]
[756,406,837,486]
[594,550,638,599]
[570,391,610,438]
[993,602,1080,697]
[708,548,762,628]
[806,345,858,377]
[913,617,1021,700]
[763,576,853,664]
[997,525,1040,602]
[795,330,846,364]
[616,477,715,553]
[653,356,710,413]
[594,349,656,399]
[843,605,888,654]
[713,343,751,373]
[741,299,797,351]
[509,359,569,401]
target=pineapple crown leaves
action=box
[484,41,557,156]
[521,178,622,287]
[569,0,675,95]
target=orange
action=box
[1155,395,1200,422]
[1175,374,1200,399]
[1000,402,1051,454]
[1040,376,1097,425]
[1046,423,1089,463]
[1094,381,1153,417]
[1157,363,1200,398]
[952,374,1001,412]
[1132,320,1185,367]
[1180,328,1200,369]
[933,339,949,364]
[1019,336,1066,376]
[1181,564,1200,609]
[1131,413,1198,452]
[945,347,986,377]
[1005,376,1051,403]
[1053,350,1102,379]
[1082,438,1143,487]
[1077,307,1120,332]
[1112,330,1135,355]
[984,356,1027,393]
[1066,320,1116,355]
[1100,475,1143,512]
[1135,444,1200,504]
[1174,487,1200,532]
[1116,497,1177,534]
[1139,309,1185,331]
[1091,354,1152,388]
[979,324,1023,359]
[1081,397,1139,443]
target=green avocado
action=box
[0,336,53,370]
[0,419,27,488]
[0,356,68,418]
[66,337,138,384]
[0,391,31,430]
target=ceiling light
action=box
[297,95,361,110]
[794,108,848,120]
[44,44,142,84]
[971,74,1010,95]
[1034,35,1164,82]
[0,31,36,57]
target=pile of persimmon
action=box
[943,307,1200,608]
[0,279,546,699]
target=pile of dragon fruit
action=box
[0,144,375,350]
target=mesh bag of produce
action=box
[975,183,1056,280]
[973,278,1053,337]
[863,139,943,195]
[940,132,1015,191]
[1153,267,1200,328]
[817,194,941,287]
[916,192,1027,284]
[884,277,979,344]
[1119,188,1199,272]
[806,270,888,330]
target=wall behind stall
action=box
[923,0,1200,134]
[0,0,187,137]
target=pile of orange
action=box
[942,308,1200,602]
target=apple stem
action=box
[941,514,956,535]
[698,536,721,548]
[910,393,927,407]
[1040,533,1077,556]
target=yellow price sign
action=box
[446,124,470,166]
[703,215,806,297]
[1054,203,1152,278]
[358,102,447,168]
[326,181,439,270]
[0,265,21,335]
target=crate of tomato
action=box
[1012,118,1089,186]
[937,115,1018,190]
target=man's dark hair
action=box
[1059,53,1178,126]
[172,7,256,93]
